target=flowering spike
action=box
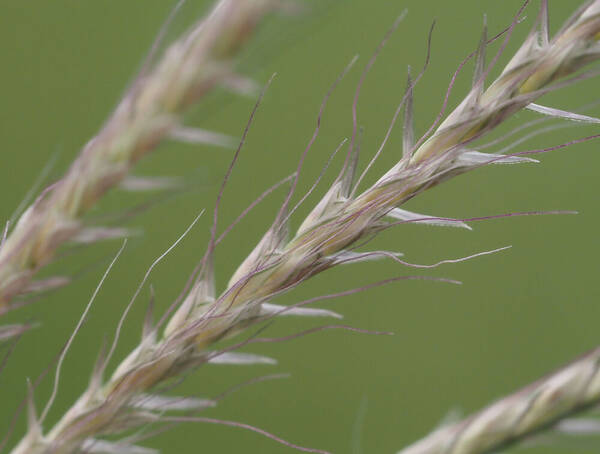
[402,67,415,160]
[14,3,600,453]
[0,0,279,312]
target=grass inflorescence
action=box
[3,1,600,454]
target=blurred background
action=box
[1,1,599,453]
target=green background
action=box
[1,1,599,453]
